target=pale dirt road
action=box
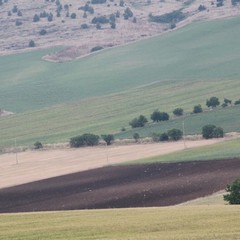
[0,138,231,189]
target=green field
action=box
[1,16,240,146]
[0,206,239,240]
[129,138,240,164]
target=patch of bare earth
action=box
[0,158,240,213]
[0,137,232,189]
[0,0,239,60]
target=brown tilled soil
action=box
[1,158,240,213]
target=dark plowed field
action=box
[1,158,240,213]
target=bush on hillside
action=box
[34,141,43,149]
[151,110,169,122]
[173,108,183,116]
[224,178,240,204]
[193,104,203,114]
[168,129,183,141]
[91,46,103,52]
[160,132,169,141]
[149,10,186,24]
[206,97,220,108]
[101,134,114,145]
[91,0,106,4]
[28,40,35,47]
[133,133,140,142]
[202,125,224,139]
[234,99,240,105]
[129,115,148,128]
[70,133,99,147]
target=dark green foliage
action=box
[119,0,124,7]
[39,29,47,35]
[170,23,176,29]
[8,11,12,16]
[91,0,106,4]
[91,46,103,52]
[234,99,240,105]
[40,11,48,18]
[15,20,22,26]
[133,133,140,142]
[34,141,43,149]
[81,23,88,29]
[83,12,87,18]
[212,127,224,138]
[17,10,22,16]
[193,104,203,113]
[92,16,109,24]
[202,125,223,139]
[64,4,69,11]
[224,178,240,204]
[12,5,18,13]
[133,17,137,23]
[109,13,116,23]
[116,10,120,18]
[224,98,232,105]
[110,21,116,29]
[70,133,99,147]
[206,97,220,108]
[123,7,133,19]
[216,0,224,7]
[232,0,240,5]
[28,40,35,47]
[202,124,216,139]
[198,5,206,11]
[173,108,183,116]
[101,134,114,145]
[149,10,186,24]
[70,13,76,19]
[96,23,101,29]
[168,129,183,141]
[33,14,40,22]
[48,13,53,21]
[129,115,148,128]
[151,110,169,122]
[160,132,169,141]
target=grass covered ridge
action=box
[131,138,240,164]
[0,206,239,240]
[1,17,240,146]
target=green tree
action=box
[173,108,183,116]
[101,134,114,145]
[193,104,203,113]
[133,133,140,142]
[206,97,220,108]
[33,14,40,22]
[34,141,43,149]
[168,129,183,141]
[224,178,240,204]
[202,125,223,139]
[70,133,99,147]
[151,110,169,122]
[129,115,148,128]
[71,13,76,19]
[160,133,169,141]
[28,40,35,47]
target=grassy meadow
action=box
[1,16,240,146]
[0,206,240,240]
[130,138,240,164]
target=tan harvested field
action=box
[0,138,229,189]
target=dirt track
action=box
[0,138,227,189]
[1,158,240,213]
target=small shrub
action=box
[12,5,18,13]
[160,133,169,141]
[224,178,240,204]
[15,20,22,26]
[173,108,183,116]
[133,133,140,142]
[168,129,183,141]
[202,125,223,139]
[91,46,103,52]
[39,29,47,35]
[28,40,35,47]
[70,133,99,147]
[81,23,88,29]
[206,97,220,108]
[101,134,114,145]
[212,127,224,138]
[151,110,169,122]
[234,99,240,105]
[34,141,43,149]
[129,115,148,128]
[33,14,40,22]
[193,104,203,114]
[121,127,126,132]
[70,13,76,19]
[198,4,206,11]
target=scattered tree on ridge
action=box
[206,97,220,108]
[173,108,183,116]
[193,104,203,114]
[167,129,183,141]
[129,115,148,128]
[202,125,224,139]
[101,134,114,145]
